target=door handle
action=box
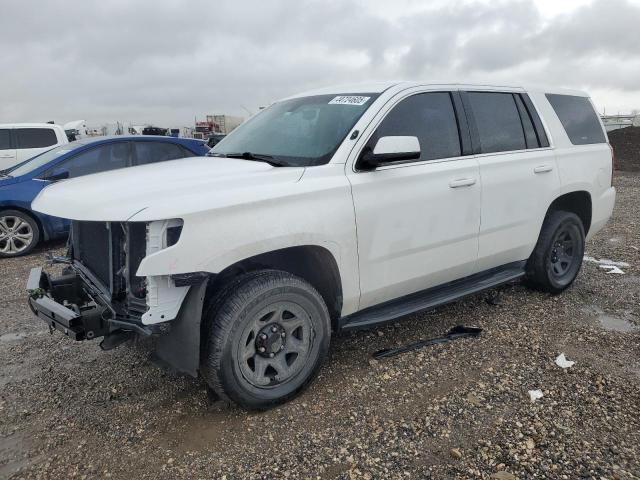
[0,155,15,158]
[449,178,476,188]
[534,165,553,174]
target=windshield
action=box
[211,93,378,166]
[8,143,79,177]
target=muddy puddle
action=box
[0,332,28,343]
[581,305,639,333]
[160,410,253,454]
[0,432,31,479]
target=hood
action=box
[0,175,21,187]
[32,156,305,221]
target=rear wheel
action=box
[0,210,40,258]
[526,210,585,293]
[201,270,331,410]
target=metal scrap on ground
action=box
[372,325,483,359]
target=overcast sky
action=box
[2,0,640,128]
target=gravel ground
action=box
[1,174,639,480]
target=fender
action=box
[153,280,208,377]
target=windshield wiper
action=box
[0,169,11,178]
[220,152,289,167]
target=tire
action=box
[201,270,331,410]
[525,210,585,294]
[0,210,40,258]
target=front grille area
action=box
[71,221,112,288]
[127,223,147,300]
[70,221,148,315]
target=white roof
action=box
[0,122,63,128]
[286,81,589,99]
[289,81,402,97]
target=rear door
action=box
[0,128,16,170]
[461,90,560,271]
[15,127,59,163]
[347,90,481,309]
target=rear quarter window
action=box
[16,128,58,149]
[0,129,11,149]
[545,94,606,145]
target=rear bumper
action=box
[587,186,616,240]
[26,266,148,341]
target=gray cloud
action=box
[1,0,639,126]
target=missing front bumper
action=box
[26,266,148,341]
[26,266,207,377]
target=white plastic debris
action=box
[528,389,544,402]
[599,265,625,274]
[598,258,630,267]
[583,255,630,268]
[555,353,575,369]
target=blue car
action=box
[0,135,209,257]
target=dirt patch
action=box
[609,126,640,171]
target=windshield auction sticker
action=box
[328,96,371,106]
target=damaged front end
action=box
[27,219,207,374]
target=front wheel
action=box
[526,210,585,294]
[201,270,331,410]
[0,210,40,258]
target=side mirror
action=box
[46,170,69,182]
[360,136,421,170]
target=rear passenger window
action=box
[15,128,58,149]
[546,94,606,145]
[467,92,526,153]
[0,129,11,149]
[133,142,185,166]
[368,92,461,162]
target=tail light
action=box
[608,143,615,186]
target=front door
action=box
[347,91,481,309]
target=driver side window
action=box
[44,142,130,179]
[365,92,462,163]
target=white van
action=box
[0,123,68,170]
[29,82,615,409]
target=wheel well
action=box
[0,206,45,239]
[547,191,592,235]
[209,246,343,326]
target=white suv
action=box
[0,123,68,170]
[27,82,615,409]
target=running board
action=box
[339,261,526,331]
